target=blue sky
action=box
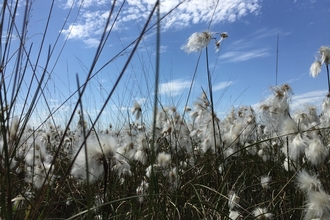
[3,0,330,127]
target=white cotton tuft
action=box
[310,61,322,78]
[181,31,213,53]
[252,207,274,219]
[296,169,322,193]
[319,46,330,65]
[304,189,330,220]
[261,175,271,189]
[305,139,329,166]
[289,133,308,161]
[157,152,171,168]
[71,134,117,182]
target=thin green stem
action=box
[205,46,217,153]
[149,0,161,210]
[326,64,330,94]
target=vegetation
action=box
[1,0,329,219]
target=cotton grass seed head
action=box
[310,61,322,78]
[304,189,330,220]
[181,31,213,53]
[319,46,330,65]
[261,175,271,189]
[157,152,171,168]
[252,207,274,219]
[296,169,322,193]
[215,32,229,52]
[305,139,329,166]
[229,210,241,220]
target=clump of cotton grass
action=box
[259,84,295,137]
[71,133,118,182]
[296,169,330,219]
[23,136,54,189]
[310,46,330,93]
[181,31,228,53]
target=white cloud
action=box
[159,79,192,96]
[60,0,262,47]
[61,10,110,41]
[220,48,270,62]
[133,97,147,105]
[218,28,286,62]
[213,81,234,91]
[83,38,100,48]
[291,90,327,110]
[62,0,108,9]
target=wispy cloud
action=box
[133,97,147,105]
[291,90,327,110]
[219,28,288,63]
[220,48,270,62]
[159,79,192,96]
[213,81,235,91]
[60,0,262,47]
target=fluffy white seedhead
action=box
[252,207,274,219]
[261,175,271,189]
[305,139,329,166]
[181,31,213,53]
[310,61,322,78]
[296,169,322,193]
[32,163,53,188]
[319,46,330,65]
[288,133,308,161]
[168,167,179,190]
[229,210,241,220]
[304,189,330,220]
[112,159,131,178]
[215,32,229,52]
[131,102,142,120]
[25,137,50,166]
[157,152,171,168]
[134,150,147,165]
[136,180,149,203]
[308,106,320,124]
[71,134,118,182]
